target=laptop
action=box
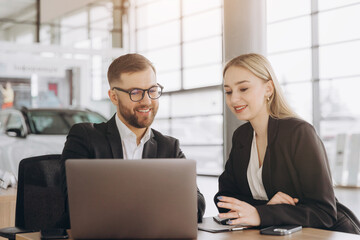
[65,159,197,239]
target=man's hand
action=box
[267,191,299,206]
[216,196,260,226]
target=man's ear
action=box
[108,89,119,106]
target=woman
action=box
[214,53,360,234]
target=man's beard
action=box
[117,99,158,128]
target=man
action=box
[61,53,205,224]
[0,82,14,109]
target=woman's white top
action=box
[247,131,269,201]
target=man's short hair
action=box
[107,53,156,85]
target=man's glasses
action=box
[112,84,164,102]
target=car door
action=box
[0,111,28,176]
[1,110,66,177]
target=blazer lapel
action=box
[142,130,157,158]
[262,116,279,198]
[235,123,254,196]
[106,114,124,159]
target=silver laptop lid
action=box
[65,159,197,239]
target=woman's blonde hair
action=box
[223,53,298,119]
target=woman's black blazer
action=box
[215,117,360,233]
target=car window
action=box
[27,110,106,135]
[84,112,106,123]
[29,112,69,135]
[0,112,9,132]
[63,112,106,125]
[7,113,23,129]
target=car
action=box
[0,107,107,177]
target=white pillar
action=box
[223,0,267,163]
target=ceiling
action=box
[0,0,35,20]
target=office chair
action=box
[330,201,360,234]
[0,154,68,240]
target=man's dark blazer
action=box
[61,114,205,224]
[214,117,360,234]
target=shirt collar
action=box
[115,114,151,144]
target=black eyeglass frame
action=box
[112,83,164,102]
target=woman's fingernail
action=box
[227,220,232,224]
[217,202,222,206]
[217,196,223,200]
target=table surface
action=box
[0,188,16,201]
[15,228,360,240]
[0,187,16,229]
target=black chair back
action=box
[0,154,68,240]
[15,154,66,230]
[330,201,360,234]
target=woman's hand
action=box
[267,191,299,206]
[216,196,260,226]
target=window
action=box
[7,113,23,129]
[39,1,119,101]
[31,113,69,134]
[268,50,312,83]
[267,0,312,124]
[282,82,312,123]
[318,4,360,45]
[0,112,9,132]
[267,0,360,185]
[267,16,311,53]
[28,110,107,134]
[267,0,310,22]
[319,41,360,79]
[318,3,360,178]
[137,21,180,51]
[134,0,223,175]
[0,0,38,44]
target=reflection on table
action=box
[16,228,360,240]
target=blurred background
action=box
[0,0,360,189]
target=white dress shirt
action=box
[247,131,269,201]
[115,115,151,160]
